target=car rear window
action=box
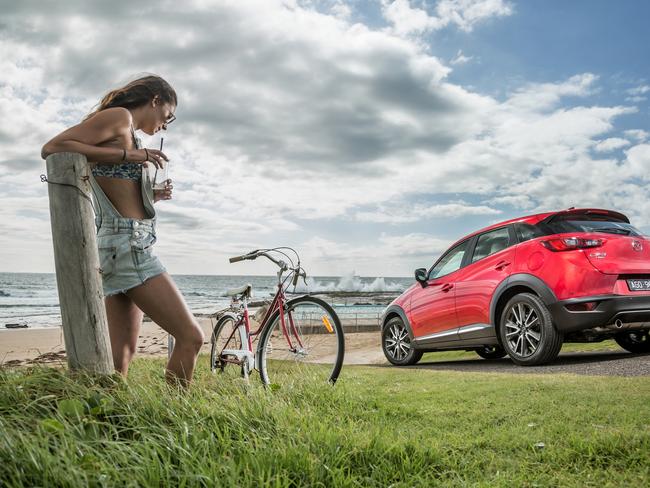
[515,215,646,243]
[542,218,644,236]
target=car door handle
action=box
[494,261,511,270]
[441,283,454,292]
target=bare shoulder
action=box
[86,107,133,130]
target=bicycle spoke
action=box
[258,297,344,385]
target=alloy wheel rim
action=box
[505,302,541,358]
[385,322,411,360]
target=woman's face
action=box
[142,98,176,135]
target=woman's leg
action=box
[105,293,143,376]
[125,272,205,386]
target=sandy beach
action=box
[0,317,386,368]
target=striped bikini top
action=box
[91,124,142,180]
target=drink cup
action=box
[153,136,170,190]
[153,160,170,190]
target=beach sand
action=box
[0,318,386,367]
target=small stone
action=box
[534,442,545,449]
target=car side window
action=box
[471,227,511,263]
[429,240,470,279]
[515,223,546,243]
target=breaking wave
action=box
[294,272,406,293]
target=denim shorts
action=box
[97,219,167,297]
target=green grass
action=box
[1,355,649,487]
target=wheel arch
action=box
[381,305,415,339]
[490,274,557,343]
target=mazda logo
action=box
[632,240,643,252]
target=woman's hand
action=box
[133,148,168,169]
[153,179,173,203]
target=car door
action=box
[453,226,517,339]
[409,239,472,340]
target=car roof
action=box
[446,207,629,249]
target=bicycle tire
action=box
[256,296,345,386]
[210,313,243,376]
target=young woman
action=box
[41,75,204,386]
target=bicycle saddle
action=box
[226,283,252,298]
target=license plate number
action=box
[627,279,650,291]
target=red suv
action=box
[381,208,650,366]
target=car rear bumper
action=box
[549,294,650,333]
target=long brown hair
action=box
[85,75,177,120]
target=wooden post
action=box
[45,152,113,374]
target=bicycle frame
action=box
[216,273,305,373]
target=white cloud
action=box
[435,0,513,31]
[624,129,649,142]
[450,49,473,65]
[0,0,648,275]
[505,73,599,112]
[355,201,501,223]
[381,0,513,37]
[625,84,649,102]
[594,137,630,152]
[627,84,650,96]
[300,233,452,275]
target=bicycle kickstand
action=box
[241,363,250,381]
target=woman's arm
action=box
[41,107,163,166]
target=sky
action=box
[0,0,648,277]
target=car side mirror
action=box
[414,268,428,288]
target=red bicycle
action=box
[210,248,345,385]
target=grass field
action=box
[1,347,649,487]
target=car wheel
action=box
[499,293,563,366]
[475,345,507,359]
[614,330,650,353]
[382,317,423,366]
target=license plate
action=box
[627,279,650,291]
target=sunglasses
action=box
[162,112,176,130]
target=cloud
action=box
[594,137,630,152]
[625,84,649,102]
[355,201,501,223]
[624,129,649,142]
[450,49,473,65]
[627,84,650,96]
[300,232,452,275]
[1,0,648,275]
[505,73,599,111]
[381,0,513,36]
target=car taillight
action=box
[540,237,604,252]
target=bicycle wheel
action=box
[210,313,246,378]
[257,296,345,386]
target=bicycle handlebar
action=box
[229,249,288,270]
[230,249,307,289]
[228,249,260,263]
[228,255,246,263]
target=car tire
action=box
[499,293,563,366]
[614,330,650,354]
[475,345,507,359]
[382,317,423,366]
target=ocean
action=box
[0,272,413,329]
